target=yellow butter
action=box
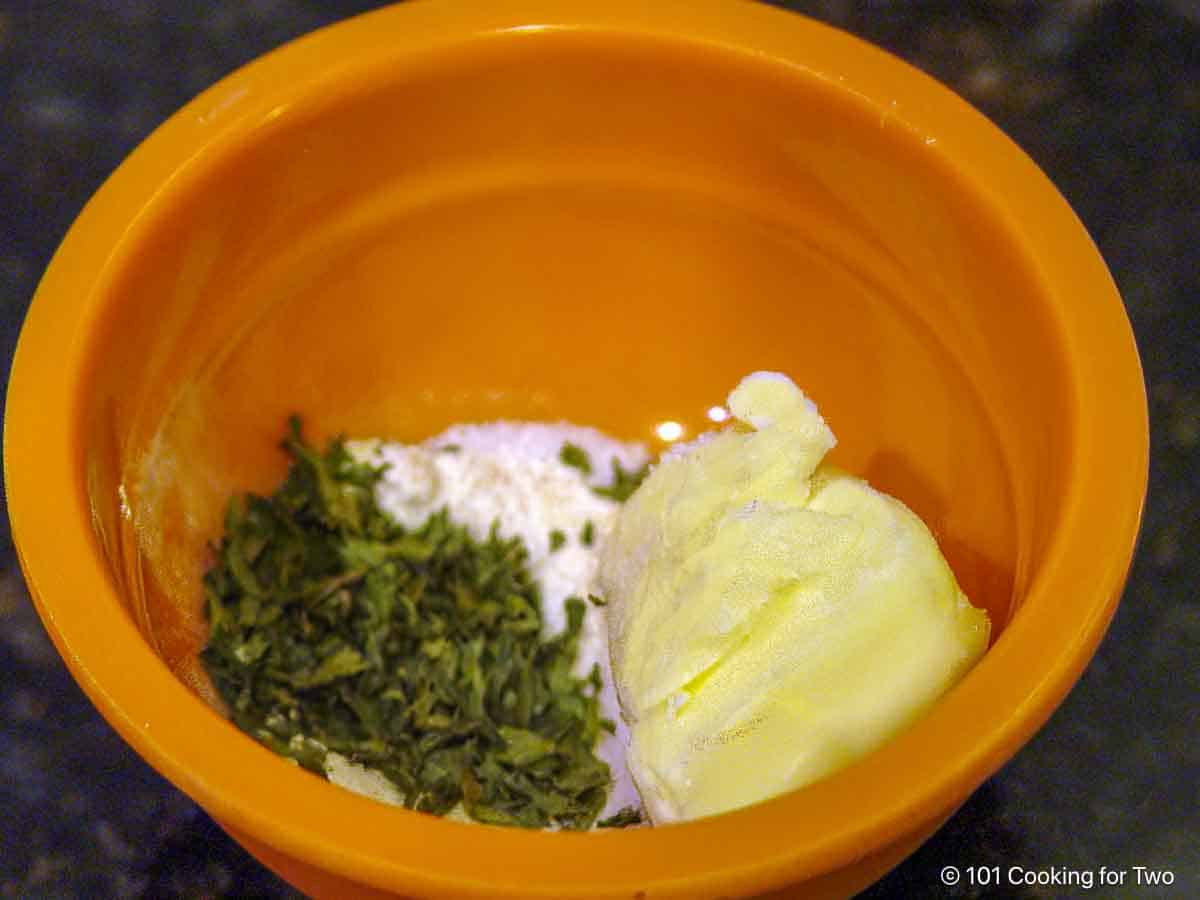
[600,372,990,823]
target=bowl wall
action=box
[83,29,1062,696]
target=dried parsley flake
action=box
[201,418,613,829]
[591,458,650,503]
[558,441,593,476]
[596,806,644,828]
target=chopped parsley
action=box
[557,441,651,504]
[591,458,651,503]
[558,442,592,476]
[597,806,644,828]
[201,418,613,829]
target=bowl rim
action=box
[5,1,1148,896]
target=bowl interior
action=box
[83,30,1067,700]
[13,9,1133,898]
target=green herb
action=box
[558,442,592,476]
[439,443,461,454]
[580,520,595,547]
[201,418,612,830]
[548,529,567,552]
[587,594,607,608]
[592,458,651,503]
[596,806,644,828]
[560,440,650,504]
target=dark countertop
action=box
[1,2,1195,898]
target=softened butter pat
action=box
[599,372,990,823]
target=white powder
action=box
[328,422,649,824]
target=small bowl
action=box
[5,1,1147,897]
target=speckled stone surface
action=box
[1,2,1196,898]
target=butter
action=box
[600,372,990,823]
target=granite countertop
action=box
[1,2,1196,898]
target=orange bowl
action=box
[5,2,1147,897]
